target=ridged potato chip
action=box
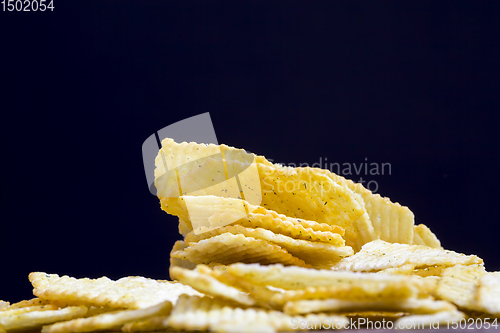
[227,263,421,295]
[476,271,500,315]
[331,240,482,272]
[412,224,442,249]
[171,233,308,267]
[180,195,345,244]
[170,266,257,306]
[0,305,87,331]
[30,272,201,309]
[283,297,456,315]
[155,139,365,231]
[435,264,486,311]
[166,295,348,332]
[0,302,8,311]
[169,240,197,277]
[185,225,352,268]
[42,301,172,333]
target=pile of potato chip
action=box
[2,138,499,332]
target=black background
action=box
[1,1,499,302]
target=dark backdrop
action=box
[1,1,499,302]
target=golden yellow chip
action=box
[394,310,465,329]
[170,266,257,307]
[269,278,418,306]
[476,271,500,315]
[155,139,365,232]
[196,264,283,310]
[0,302,8,311]
[169,240,197,277]
[121,315,169,332]
[171,233,308,267]
[166,295,348,332]
[30,272,201,309]
[412,224,442,249]
[42,301,172,333]
[330,240,482,272]
[177,195,345,244]
[0,305,87,331]
[436,264,486,311]
[283,297,456,315]
[185,225,352,268]
[2,298,50,310]
[227,263,423,299]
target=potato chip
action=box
[170,266,257,306]
[476,271,500,315]
[227,263,422,297]
[394,310,465,329]
[0,305,87,331]
[193,264,282,310]
[42,301,172,333]
[346,210,378,252]
[330,240,482,272]
[177,195,345,244]
[169,240,197,277]
[2,297,50,310]
[30,272,201,309]
[412,224,442,249]
[171,233,309,267]
[155,139,364,231]
[436,264,486,311]
[185,225,352,268]
[0,302,9,311]
[283,297,456,315]
[121,315,169,332]
[166,295,348,332]
[270,279,418,306]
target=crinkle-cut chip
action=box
[394,310,466,329]
[251,164,363,229]
[169,240,197,277]
[227,263,423,296]
[29,272,202,309]
[476,271,500,315]
[270,277,418,306]
[185,225,352,268]
[412,224,442,249]
[330,240,482,272]
[317,170,414,246]
[3,298,51,310]
[283,297,456,315]
[121,315,169,332]
[178,218,193,237]
[42,301,172,333]
[171,233,308,267]
[0,305,58,317]
[194,265,282,310]
[346,210,378,252]
[166,295,348,332]
[436,264,486,311]
[155,139,364,230]
[0,302,8,311]
[170,266,257,307]
[177,195,345,245]
[0,305,87,330]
